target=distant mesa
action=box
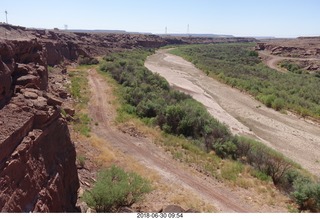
[67,30,233,38]
[158,33,235,38]
[67,29,127,34]
[67,29,153,35]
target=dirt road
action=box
[86,68,287,212]
[145,49,320,178]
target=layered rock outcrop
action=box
[256,37,320,58]
[0,39,79,212]
[0,24,257,68]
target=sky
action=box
[1,0,320,37]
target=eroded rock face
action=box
[0,40,48,108]
[256,38,320,58]
[0,39,79,212]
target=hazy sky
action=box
[1,0,319,37]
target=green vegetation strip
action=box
[68,68,91,137]
[99,48,320,212]
[171,43,320,119]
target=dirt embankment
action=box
[145,49,320,178]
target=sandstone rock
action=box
[46,93,63,106]
[0,60,12,107]
[63,105,75,117]
[0,118,79,212]
[15,63,33,76]
[0,33,79,213]
[33,96,48,111]
[59,90,68,99]
[161,205,186,213]
[23,91,38,99]
[16,75,39,87]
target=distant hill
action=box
[68,29,153,35]
[158,33,234,38]
[68,29,127,34]
[68,30,233,38]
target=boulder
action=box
[161,205,186,213]
[16,75,39,87]
[23,91,38,99]
[46,93,63,106]
[63,105,75,117]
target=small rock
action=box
[33,96,48,111]
[161,205,186,213]
[24,91,38,99]
[63,106,75,117]
[119,207,134,213]
[28,132,36,140]
[59,90,68,99]
[46,93,63,106]
[16,75,38,86]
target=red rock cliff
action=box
[0,39,79,212]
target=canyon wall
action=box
[0,39,79,212]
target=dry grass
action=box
[169,187,217,212]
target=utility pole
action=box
[165,26,167,35]
[5,10,7,23]
[187,24,190,37]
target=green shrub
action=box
[233,136,294,185]
[272,98,285,111]
[77,155,86,168]
[259,94,276,108]
[221,161,244,181]
[251,169,271,181]
[83,166,152,212]
[74,113,91,137]
[292,178,320,212]
[213,141,237,159]
[78,56,99,65]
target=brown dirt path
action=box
[145,49,320,178]
[86,68,287,213]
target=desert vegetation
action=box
[99,48,320,212]
[170,43,320,119]
[83,165,152,212]
[68,68,92,137]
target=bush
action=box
[292,178,320,212]
[78,56,99,65]
[213,141,237,159]
[221,161,244,181]
[83,166,152,212]
[233,136,294,185]
[272,98,285,111]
